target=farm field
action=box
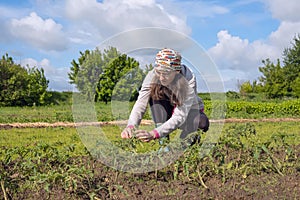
[0,99,300,199]
[0,98,299,123]
[0,120,299,199]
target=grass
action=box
[0,104,73,123]
[0,127,86,156]
[1,121,299,153]
[0,102,135,123]
[253,122,300,146]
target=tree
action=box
[291,76,300,97]
[239,81,253,96]
[257,34,300,98]
[259,59,286,98]
[251,80,264,93]
[69,47,146,103]
[68,50,91,85]
[25,67,50,105]
[69,48,104,101]
[0,54,49,106]
[97,54,143,103]
[282,34,300,94]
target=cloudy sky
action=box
[0,0,299,92]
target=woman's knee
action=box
[199,112,209,132]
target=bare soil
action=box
[13,156,300,200]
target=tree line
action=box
[0,47,149,106]
[0,35,299,106]
[239,34,300,98]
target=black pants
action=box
[149,98,209,139]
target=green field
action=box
[0,100,299,199]
[0,98,299,123]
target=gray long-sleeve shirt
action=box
[127,65,204,138]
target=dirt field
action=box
[16,153,300,200]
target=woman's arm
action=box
[127,70,154,127]
[153,83,195,138]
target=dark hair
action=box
[150,72,188,106]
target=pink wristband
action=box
[127,125,135,129]
[152,129,160,139]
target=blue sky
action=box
[0,0,299,92]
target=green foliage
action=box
[0,142,93,198]
[97,53,142,103]
[25,67,50,105]
[112,64,153,102]
[198,92,213,100]
[258,34,300,98]
[0,122,299,198]
[69,47,146,103]
[69,49,104,101]
[0,98,299,123]
[45,91,73,105]
[0,54,50,106]
[0,104,74,123]
[238,81,265,97]
[239,81,253,95]
[204,99,300,118]
[226,91,240,99]
[68,50,91,85]
[239,34,300,99]
[259,59,286,98]
[291,76,300,97]
[283,34,300,90]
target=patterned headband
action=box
[155,48,182,71]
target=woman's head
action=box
[155,48,182,70]
[151,48,188,106]
[154,48,182,86]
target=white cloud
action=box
[209,30,279,68]
[208,30,283,90]
[9,12,68,51]
[206,0,300,91]
[158,0,229,18]
[21,58,72,91]
[263,0,300,49]
[268,21,300,49]
[264,0,300,22]
[122,0,156,9]
[64,0,191,44]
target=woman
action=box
[121,48,209,144]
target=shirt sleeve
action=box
[127,70,154,127]
[155,83,195,137]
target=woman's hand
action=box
[121,126,135,139]
[135,130,155,142]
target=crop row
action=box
[0,99,299,123]
[204,99,300,118]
